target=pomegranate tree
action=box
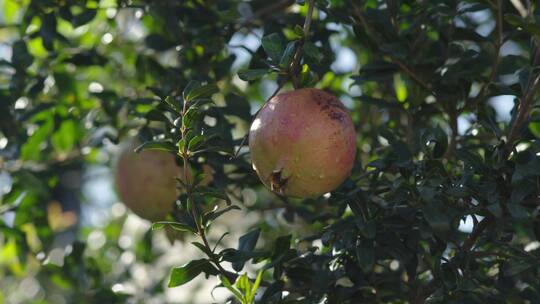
[249,88,356,198]
[113,139,181,221]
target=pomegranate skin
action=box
[114,139,181,222]
[249,88,356,198]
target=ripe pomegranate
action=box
[249,88,356,198]
[114,139,181,222]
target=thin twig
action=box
[0,203,18,215]
[506,74,540,149]
[504,4,540,154]
[0,23,20,29]
[352,3,435,97]
[464,0,504,113]
[461,215,495,252]
[289,0,315,89]
[416,214,496,301]
[446,107,458,157]
[236,0,294,30]
[231,81,285,159]
[394,60,435,96]
[509,0,528,17]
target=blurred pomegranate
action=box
[114,139,182,222]
[249,88,356,198]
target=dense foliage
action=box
[1,0,540,303]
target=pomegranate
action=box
[249,88,356,198]
[113,139,181,222]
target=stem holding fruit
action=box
[289,0,315,89]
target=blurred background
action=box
[0,0,529,303]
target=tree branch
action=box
[179,99,235,283]
[418,214,496,302]
[461,215,495,252]
[506,73,540,150]
[504,4,540,155]
[289,0,315,89]
[237,0,295,30]
[0,23,20,29]
[446,106,458,157]
[465,0,504,113]
[231,80,286,159]
[509,0,528,17]
[393,60,435,96]
[352,3,435,97]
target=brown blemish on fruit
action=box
[310,89,347,123]
[328,110,346,122]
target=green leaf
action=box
[12,40,33,70]
[163,96,182,114]
[503,260,533,277]
[505,14,540,35]
[191,241,214,257]
[145,109,173,124]
[51,120,77,153]
[380,130,412,166]
[168,259,219,287]
[250,270,264,302]
[279,41,296,68]
[152,221,197,234]
[423,202,451,232]
[380,42,408,59]
[351,61,397,85]
[271,234,291,259]
[220,275,244,301]
[238,69,269,81]
[259,281,284,303]
[507,203,528,219]
[236,273,252,301]
[356,239,374,273]
[40,13,57,51]
[3,0,20,23]
[203,205,241,227]
[459,3,489,13]
[293,25,304,38]
[188,135,206,151]
[21,119,53,161]
[232,228,261,271]
[187,197,202,228]
[303,42,323,63]
[518,67,530,93]
[238,228,260,253]
[487,203,503,218]
[298,63,319,87]
[357,219,376,239]
[134,141,177,153]
[0,59,12,67]
[184,82,219,102]
[510,180,535,205]
[261,33,285,63]
[220,248,263,266]
[422,126,448,159]
[177,138,187,154]
[145,33,176,51]
[195,186,231,204]
[72,9,97,27]
[356,95,401,109]
[182,107,201,129]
